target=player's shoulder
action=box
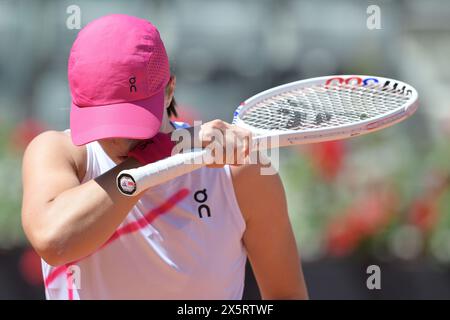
[228,163,283,202]
[25,130,75,154]
[229,163,262,180]
[229,163,279,184]
[228,164,286,223]
[24,130,86,179]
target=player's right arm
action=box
[21,131,141,266]
[22,122,249,267]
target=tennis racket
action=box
[117,75,419,196]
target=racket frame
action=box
[233,75,419,147]
[117,75,419,196]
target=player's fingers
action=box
[224,125,252,165]
[199,120,252,166]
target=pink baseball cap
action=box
[68,14,170,146]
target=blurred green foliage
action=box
[0,123,25,249]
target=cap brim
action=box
[70,89,165,146]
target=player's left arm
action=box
[230,164,308,300]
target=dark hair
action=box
[167,97,178,118]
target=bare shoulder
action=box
[229,163,285,193]
[24,130,86,182]
[229,163,264,184]
[229,164,287,223]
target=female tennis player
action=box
[21,14,308,299]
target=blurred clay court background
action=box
[1,0,450,299]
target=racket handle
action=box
[117,137,271,196]
[117,149,208,196]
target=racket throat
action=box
[251,135,280,151]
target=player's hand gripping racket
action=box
[117,75,419,196]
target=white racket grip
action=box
[117,149,208,196]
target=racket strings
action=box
[240,83,411,131]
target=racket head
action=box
[233,75,419,146]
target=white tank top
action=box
[42,123,247,300]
